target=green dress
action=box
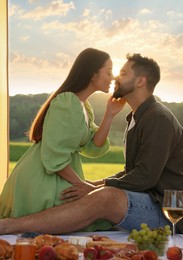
[0,92,113,231]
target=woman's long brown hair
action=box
[28,48,110,143]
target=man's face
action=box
[113,61,136,99]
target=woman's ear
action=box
[91,72,98,82]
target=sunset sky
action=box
[8,0,183,102]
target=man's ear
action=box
[137,76,146,88]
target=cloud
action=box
[167,10,183,18]
[175,34,183,48]
[10,0,75,21]
[162,33,183,49]
[20,36,30,41]
[8,1,183,101]
[36,12,183,84]
[99,17,183,85]
[56,52,72,68]
[10,50,73,71]
[41,16,106,43]
[140,8,153,15]
[28,0,39,4]
[107,18,140,37]
[8,4,19,17]
[10,51,49,68]
[166,10,183,28]
[9,50,72,95]
[41,7,113,43]
[99,9,112,20]
[82,9,90,17]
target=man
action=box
[1,53,183,234]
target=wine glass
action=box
[162,190,183,245]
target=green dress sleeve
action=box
[80,100,110,158]
[41,92,86,174]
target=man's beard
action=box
[113,87,124,99]
[113,80,135,99]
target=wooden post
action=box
[0,0,9,192]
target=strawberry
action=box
[84,247,98,260]
[94,245,114,259]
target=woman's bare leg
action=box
[0,187,127,234]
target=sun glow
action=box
[109,59,123,93]
[112,62,122,77]
[109,81,115,93]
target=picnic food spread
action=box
[0,234,146,260]
[0,224,182,260]
[0,233,182,260]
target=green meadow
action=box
[9,142,125,179]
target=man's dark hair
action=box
[127,53,160,91]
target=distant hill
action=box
[10,92,183,145]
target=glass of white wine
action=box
[162,190,183,244]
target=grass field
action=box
[10,142,125,163]
[82,163,124,180]
[9,142,125,179]
[9,162,124,180]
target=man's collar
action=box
[126,95,157,123]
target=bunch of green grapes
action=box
[128,223,171,256]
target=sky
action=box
[8,0,183,102]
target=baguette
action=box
[87,240,137,249]
[86,240,138,256]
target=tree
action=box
[10,93,183,145]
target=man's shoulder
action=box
[145,100,175,119]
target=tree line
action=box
[10,93,183,145]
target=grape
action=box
[157,234,163,241]
[152,230,158,238]
[147,230,153,237]
[136,235,143,242]
[132,229,138,236]
[143,235,149,241]
[162,235,168,241]
[165,225,170,230]
[140,223,148,229]
[139,229,146,236]
[128,224,171,256]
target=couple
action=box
[0,48,183,235]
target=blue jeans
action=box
[115,190,170,231]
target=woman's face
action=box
[91,58,113,93]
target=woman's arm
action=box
[58,166,99,202]
[56,165,82,184]
[57,165,99,202]
[93,96,126,147]
[86,179,105,186]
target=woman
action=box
[0,48,124,231]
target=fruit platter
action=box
[0,224,182,260]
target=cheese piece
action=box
[68,236,92,247]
